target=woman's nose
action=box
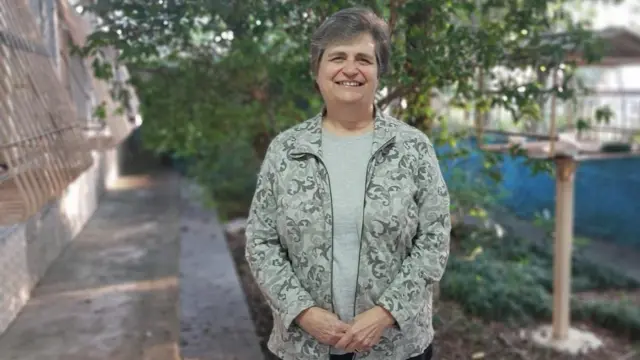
[342,61,359,75]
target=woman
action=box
[245,7,450,360]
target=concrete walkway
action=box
[0,167,264,360]
[0,172,181,360]
[179,182,263,360]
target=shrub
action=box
[442,255,552,324]
[573,299,640,340]
[442,224,640,336]
[188,137,261,221]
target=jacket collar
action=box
[289,105,397,159]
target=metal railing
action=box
[441,92,640,147]
[0,0,93,225]
[563,93,640,144]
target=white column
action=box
[552,156,577,340]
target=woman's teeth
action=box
[337,81,362,87]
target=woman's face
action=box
[316,32,379,105]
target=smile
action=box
[335,81,364,87]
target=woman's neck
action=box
[323,103,375,135]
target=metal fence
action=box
[438,91,640,147]
[0,0,94,225]
[564,92,640,144]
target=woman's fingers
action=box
[347,342,367,353]
[344,333,368,353]
[334,330,353,349]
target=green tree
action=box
[77,0,618,216]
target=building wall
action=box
[0,145,123,335]
[0,0,135,338]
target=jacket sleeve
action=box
[375,137,451,331]
[244,142,317,331]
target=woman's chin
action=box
[333,93,367,104]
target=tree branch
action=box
[388,0,404,41]
[377,85,414,109]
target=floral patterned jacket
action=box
[245,109,451,360]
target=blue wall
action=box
[437,138,640,248]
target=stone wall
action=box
[0,145,123,335]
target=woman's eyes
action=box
[330,58,372,64]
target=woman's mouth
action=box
[335,81,364,87]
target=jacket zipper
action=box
[292,152,335,360]
[351,137,395,360]
[324,156,335,317]
[311,154,336,360]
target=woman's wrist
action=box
[374,306,396,328]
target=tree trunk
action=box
[252,130,273,161]
[403,5,436,133]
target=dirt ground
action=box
[430,302,638,360]
[225,230,281,360]
[0,172,181,360]
[225,230,639,360]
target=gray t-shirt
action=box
[321,128,373,355]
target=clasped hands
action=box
[295,306,395,353]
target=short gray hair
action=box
[310,7,391,78]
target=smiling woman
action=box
[315,32,378,107]
[244,7,450,360]
[310,9,389,119]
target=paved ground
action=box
[0,140,265,360]
[179,182,263,360]
[0,171,181,360]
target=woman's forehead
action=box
[324,33,376,54]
